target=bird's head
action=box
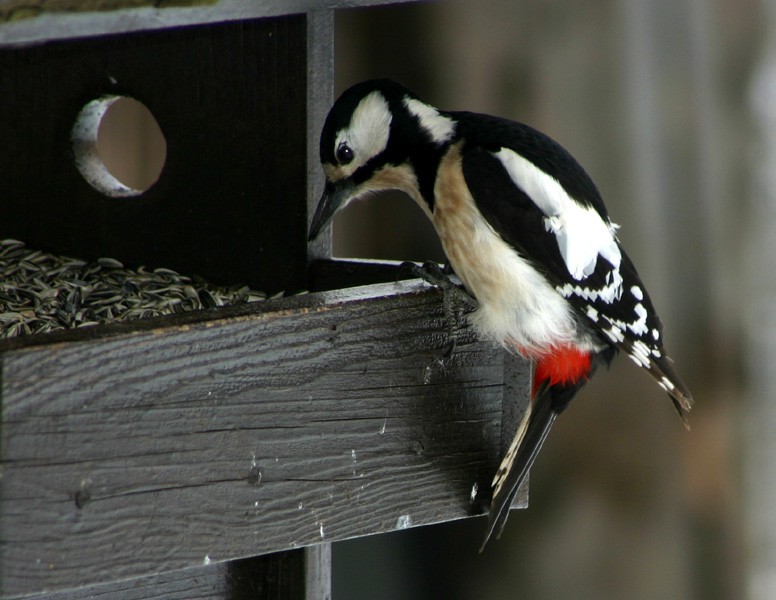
[308,79,457,241]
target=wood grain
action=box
[0,281,529,597]
[0,1,424,46]
[20,549,321,600]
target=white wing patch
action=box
[557,268,624,304]
[403,97,456,145]
[494,148,621,281]
[333,91,392,180]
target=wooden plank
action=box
[304,544,331,600]
[0,16,307,293]
[306,8,335,262]
[0,281,528,598]
[20,548,325,600]
[0,0,425,47]
[309,258,418,291]
[20,559,238,600]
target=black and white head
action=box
[308,79,457,240]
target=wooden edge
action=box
[308,257,421,292]
[306,9,334,263]
[0,0,424,47]
[0,275,437,354]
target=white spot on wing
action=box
[631,285,644,300]
[557,268,623,304]
[630,303,648,336]
[494,147,621,280]
[630,340,652,367]
[403,97,456,144]
[603,323,625,343]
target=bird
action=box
[308,79,693,552]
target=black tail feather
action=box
[479,387,558,552]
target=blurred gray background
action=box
[96,0,775,597]
[328,1,758,599]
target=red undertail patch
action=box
[533,346,592,397]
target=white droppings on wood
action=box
[396,514,412,529]
[423,364,433,385]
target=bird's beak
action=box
[308,179,355,241]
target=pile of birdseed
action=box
[0,239,272,339]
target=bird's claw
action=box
[401,261,478,362]
[400,261,478,308]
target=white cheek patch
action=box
[494,148,621,281]
[334,91,392,179]
[403,97,456,144]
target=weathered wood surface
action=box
[304,543,331,600]
[21,547,327,600]
[0,0,424,47]
[306,8,335,264]
[0,281,529,598]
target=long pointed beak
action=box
[308,180,355,241]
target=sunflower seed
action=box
[0,239,274,339]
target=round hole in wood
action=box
[71,96,167,197]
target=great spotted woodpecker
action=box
[308,79,693,551]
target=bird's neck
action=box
[407,143,448,214]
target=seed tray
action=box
[0,239,273,339]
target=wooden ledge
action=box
[0,279,529,598]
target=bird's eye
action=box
[336,143,354,165]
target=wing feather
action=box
[455,116,692,411]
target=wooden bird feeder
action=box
[0,2,530,597]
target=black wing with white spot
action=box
[454,113,692,415]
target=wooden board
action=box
[0,1,425,47]
[19,547,328,600]
[0,281,529,598]
[0,16,307,293]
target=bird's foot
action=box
[401,261,478,361]
[401,261,477,308]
